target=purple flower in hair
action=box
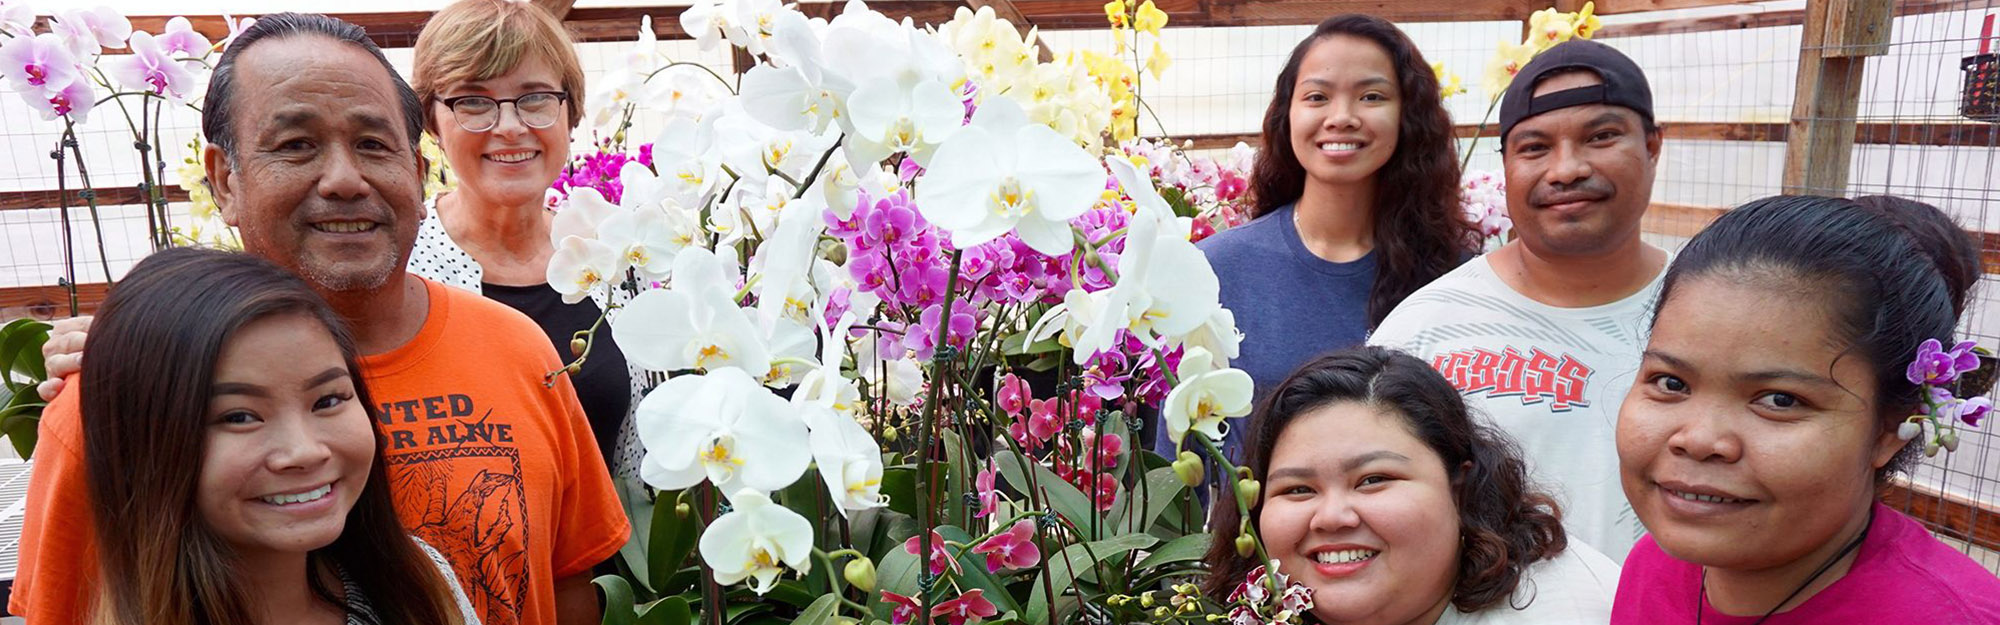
[1908,338,1963,386]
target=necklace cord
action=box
[1696,507,1876,624]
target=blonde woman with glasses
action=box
[409,0,645,480]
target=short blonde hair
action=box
[412,0,586,133]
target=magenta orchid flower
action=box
[881,590,922,625]
[106,32,197,103]
[1908,338,1978,386]
[901,529,960,576]
[1,34,81,93]
[996,373,1032,415]
[929,589,999,625]
[157,16,215,58]
[971,520,1041,572]
[1955,396,1991,427]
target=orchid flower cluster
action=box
[1461,169,1511,250]
[1900,338,1993,457]
[1222,563,1315,625]
[546,2,1298,624]
[1115,138,1254,242]
[0,5,261,289]
[1438,2,1602,171]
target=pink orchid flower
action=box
[996,373,1032,415]
[157,16,214,58]
[52,6,130,57]
[1,33,81,92]
[1025,398,1062,441]
[0,0,33,37]
[33,77,96,123]
[221,14,258,51]
[881,590,922,625]
[971,520,1041,572]
[901,529,960,576]
[106,32,196,102]
[974,460,1000,519]
[930,589,999,625]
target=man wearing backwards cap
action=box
[1370,39,1668,562]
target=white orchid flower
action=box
[1175,308,1243,368]
[844,78,964,166]
[637,368,810,494]
[680,0,731,51]
[598,207,689,281]
[727,0,786,56]
[1071,214,1221,361]
[550,186,621,245]
[547,236,623,304]
[868,358,925,406]
[647,66,726,121]
[917,97,1104,255]
[699,489,815,594]
[1106,155,1187,232]
[802,406,889,515]
[615,248,772,375]
[1162,347,1254,446]
[650,117,723,204]
[624,15,661,76]
[1026,287,1109,356]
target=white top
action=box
[408,200,647,479]
[1369,255,1664,562]
[1434,541,1620,625]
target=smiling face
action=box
[207,34,425,292]
[1286,35,1401,190]
[431,54,572,211]
[1501,70,1660,258]
[1618,273,1904,573]
[1259,402,1459,625]
[197,313,375,561]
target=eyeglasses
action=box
[438,91,568,132]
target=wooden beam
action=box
[1782,0,1889,195]
[0,283,109,320]
[1598,0,1976,39]
[1641,201,1725,238]
[0,187,190,213]
[965,0,1056,62]
[1174,120,2000,153]
[1883,481,2000,552]
[1588,0,1768,13]
[531,0,577,21]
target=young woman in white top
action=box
[1205,346,1617,625]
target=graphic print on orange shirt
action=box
[1429,347,1596,411]
[379,392,531,625]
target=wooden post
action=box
[1782,0,1893,195]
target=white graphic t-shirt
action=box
[1369,255,1664,562]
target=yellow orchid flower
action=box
[1573,1,1601,39]
[1134,0,1168,35]
[1528,7,1576,51]
[1431,61,1465,98]
[1104,0,1128,29]
[1146,40,1173,78]
[1482,40,1537,101]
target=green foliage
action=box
[0,318,52,460]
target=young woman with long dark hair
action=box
[1206,347,1617,625]
[75,247,477,624]
[1178,14,1474,459]
[1612,195,2000,623]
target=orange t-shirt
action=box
[11,277,630,625]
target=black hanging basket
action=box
[1964,54,2000,122]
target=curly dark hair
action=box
[1200,347,1566,613]
[1245,14,1475,328]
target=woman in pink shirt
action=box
[1613,194,2000,624]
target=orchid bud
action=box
[843,557,877,591]
[1234,533,1257,557]
[1235,478,1261,503]
[1172,451,1204,487]
[883,426,899,442]
[570,337,588,358]
[1898,420,1923,441]
[1926,441,1942,457]
[675,502,691,518]
[1943,430,1961,453]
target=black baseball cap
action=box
[1498,39,1655,142]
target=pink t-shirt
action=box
[1611,503,2000,624]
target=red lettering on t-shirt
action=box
[1426,347,1594,411]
